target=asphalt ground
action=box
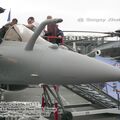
[2,86,120,120]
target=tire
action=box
[61,111,73,120]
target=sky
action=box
[0,0,120,32]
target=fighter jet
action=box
[0,18,120,91]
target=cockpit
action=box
[3,24,35,42]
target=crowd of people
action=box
[0,15,64,45]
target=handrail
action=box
[105,83,120,93]
[64,85,111,108]
[92,82,120,93]
[90,83,119,103]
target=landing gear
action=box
[40,84,73,120]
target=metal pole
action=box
[116,90,120,110]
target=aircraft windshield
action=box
[4,25,22,41]
[3,24,55,46]
[3,24,34,42]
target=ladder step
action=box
[64,84,118,108]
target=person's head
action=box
[11,18,18,25]
[27,17,35,24]
[47,15,52,19]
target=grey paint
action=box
[0,40,120,85]
[1,19,120,85]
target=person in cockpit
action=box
[0,18,18,42]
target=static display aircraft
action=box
[0,18,120,91]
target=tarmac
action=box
[2,86,120,120]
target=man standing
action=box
[25,16,45,36]
[44,15,64,45]
[25,17,38,31]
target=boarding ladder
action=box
[64,84,119,108]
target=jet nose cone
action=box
[68,53,120,84]
[42,50,120,85]
[80,56,120,83]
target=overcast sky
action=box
[0,0,120,32]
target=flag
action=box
[7,9,11,21]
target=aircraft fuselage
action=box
[0,40,120,85]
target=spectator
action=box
[45,15,57,36]
[25,17,38,31]
[56,25,64,45]
[25,16,45,36]
[44,16,64,45]
[56,25,64,37]
[47,15,52,19]
[0,18,18,42]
